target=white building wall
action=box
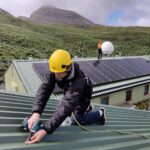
[5,65,27,93]
[92,83,150,106]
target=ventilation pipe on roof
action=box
[145,55,150,63]
[28,57,33,60]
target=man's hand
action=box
[28,113,40,130]
[25,129,47,144]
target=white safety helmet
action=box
[101,41,114,55]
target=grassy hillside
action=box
[0,14,150,78]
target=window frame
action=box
[125,89,132,102]
[144,84,149,96]
[101,96,109,105]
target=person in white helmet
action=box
[97,40,103,59]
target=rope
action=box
[109,129,150,139]
[71,113,93,132]
[71,113,150,139]
[71,111,150,140]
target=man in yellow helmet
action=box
[25,49,105,144]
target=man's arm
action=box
[32,73,55,115]
[26,80,83,144]
[43,90,80,134]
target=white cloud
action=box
[0,0,42,17]
[136,18,150,27]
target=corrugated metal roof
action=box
[1,90,150,150]
[12,59,45,95]
[12,60,59,100]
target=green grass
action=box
[0,14,150,78]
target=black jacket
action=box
[32,62,92,134]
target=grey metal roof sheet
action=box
[12,60,58,100]
[12,60,45,95]
[1,91,150,150]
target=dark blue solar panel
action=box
[123,59,143,75]
[32,58,150,87]
[92,60,126,82]
[100,59,127,80]
[33,63,49,80]
[77,61,109,84]
[121,58,150,76]
[120,59,143,76]
[124,58,150,75]
[33,62,61,93]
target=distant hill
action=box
[0,8,12,16]
[18,16,30,22]
[30,5,94,26]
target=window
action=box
[126,90,132,101]
[144,85,149,95]
[101,96,109,105]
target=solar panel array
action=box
[33,58,150,87]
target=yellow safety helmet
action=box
[49,49,72,73]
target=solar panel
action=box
[121,58,150,76]
[32,58,150,88]
[119,59,143,76]
[33,63,49,80]
[33,62,62,93]
[93,60,124,82]
[77,61,109,84]
[100,59,127,79]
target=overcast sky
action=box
[0,0,150,26]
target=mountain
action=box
[0,8,12,16]
[30,5,94,26]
